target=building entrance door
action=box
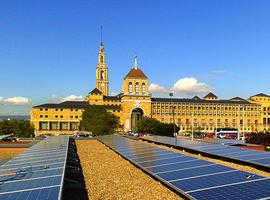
[131,108,143,131]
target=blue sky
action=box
[1,0,270,115]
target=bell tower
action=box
[96,42,109,96]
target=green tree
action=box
[137,117,161,134]
[80,105,120,135]
[137,116,179,137]
[0,120,34,137]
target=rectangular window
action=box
[50,122,59,130]
[135,83,139,95]
[60,122,69,130]
[142,83,146,95]
[70,122,79,130]
[40,115,43,118]
[39,122,48,130]
[128,82,133,94]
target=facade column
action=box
[68,122,70,131]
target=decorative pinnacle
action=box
[100,25,103,44]
[134,55,138,69]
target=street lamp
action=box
[191,105,194,140]
[242,105,245,143]
[237,105,245,141]
[169,93,176,137]
[237,105,240,140]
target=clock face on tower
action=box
[101,83,105,87]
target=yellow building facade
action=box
[31,42,270,135]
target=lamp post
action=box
[169,93,176,137]
[191,105,194,140]
[242,105,245,143]
[237,105,240,140]
[215,105,218,133]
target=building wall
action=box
[120,95,151,131]
[151,101,261,133]
[31,94,269,135]
[249,95,270,131]
[31,107,83,135]
[122,77,148,96]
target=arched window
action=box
[100,70,104,80]
[142,83,146,95]
[128,82,133,94]
[135,82,139,95]
[100,56,104,63]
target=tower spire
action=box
[100,25,103,46]
[134,55,138,69]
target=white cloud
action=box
[172,77,211,95]
[0,96,30,105]
[48,94,84,103]
[110,92,117,96]
[63,95,84,101]
[149,83,167,93]
[48,94,63,103]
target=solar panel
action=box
[0,136,69,200]
[0,159,9,166]
[142,136,270,169]
[98,135,270,199]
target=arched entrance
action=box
[131,108,143,131]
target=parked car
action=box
[38,134,50,139]
[1,136,17,142]
[127,131,138,137]
[225,134,237,139]
[76,133,93,138]
[138,132,152,137]
[217,133,226,139]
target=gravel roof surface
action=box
[76,139,183,200]
[0,151,22,159]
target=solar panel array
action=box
[0,159,8,166]
[142,136,270,169]
[98,135,270,200]
[0,136,69,200]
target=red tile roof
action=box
[125,68,148,79]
